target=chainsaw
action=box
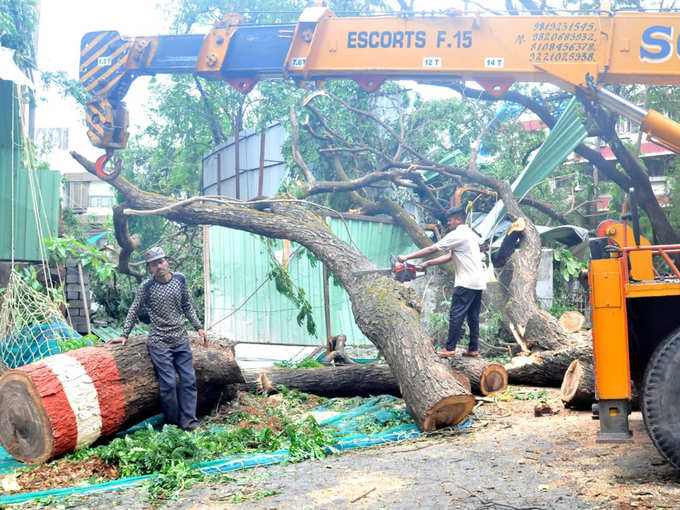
[352,255,426,282]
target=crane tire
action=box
[642,327,680,469]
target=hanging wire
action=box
[10,83,16,267]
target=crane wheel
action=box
[642,327,680,468]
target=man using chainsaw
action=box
[398,206,486,358]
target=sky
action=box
[35,1,173,171]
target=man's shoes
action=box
[182,422,199,432]
[437,349,457,358]
[463,351,479,358]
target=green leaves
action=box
[74,412,336,499]
[266,243,318,337]
[552,247,586,287]
[0,0,38,71]
[44,236,115,281]
[57,333,102,353]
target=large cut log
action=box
[241,364,486,397]
[446,357,508,396]
[558,311,586,333]
[505,342,593,387]
[560,359,596,409]
[242,364,401,397]
[523,310,581,351]
[0,337,244,464]
[560,359,641,410]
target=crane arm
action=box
[80,5,680,156]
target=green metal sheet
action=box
[92,324,148,341]
[476,97,588,239]
[0,80,61,262]
[207,217,417,346]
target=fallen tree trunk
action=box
[0,337,244,463]
[505,342,593,387]
[239,361,507,398]
[560,359,641,411]
[71,152,475,432]
[446,357,508,396]
[242,364,407,397]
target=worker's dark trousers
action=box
[446,286,483,352]
[147,341,198,430]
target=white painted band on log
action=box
[41,354,102,449]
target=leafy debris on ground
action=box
[3,390,410,500]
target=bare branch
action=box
[112,205,143,282]
[306,91,433,165]
[192,76,226,144]
[289,105,316,183]
[305,168,418,196]
[444,83,632,191]
[518,197,570,225]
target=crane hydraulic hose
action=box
[594,87,680,153]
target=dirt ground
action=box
[11,386,680,510]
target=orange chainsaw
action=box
[352,256,426,282]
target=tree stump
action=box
[560,359,640,410]
[560,359,596,409]
[241,363,477,398]
[447,357,508,396]
[505,343,593,387]
[324,334,355,365]
[0,337,244,463]
[558,311,586,333]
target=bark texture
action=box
[0,337,243,463]
[523,310,579,351]
[505,342,593,387]
[560,359,641,411]
[71,152,475,431]
[241,364,476,397]
[242,365,401,397]
[325,334,355,365]
[560,359,596,409]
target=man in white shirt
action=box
[398,206,486,358]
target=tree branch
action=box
[289,105,316,183]
[192,76,226,144]
[518,197,570,225]
[112,205,143,282]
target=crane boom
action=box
[79,5,680,157]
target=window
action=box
[88,195,114,208]
[67,182,88,211]
[36,127,69,151]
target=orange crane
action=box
[80,2,680,177]
[79,3,680,467]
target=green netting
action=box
[0,270,82,369]
[0,393,472,505]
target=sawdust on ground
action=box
[5,386,680,509]
[465,386,680,509]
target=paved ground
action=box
[15,388,680,510]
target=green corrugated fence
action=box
[0,79,61,262]
[207,216,418,346]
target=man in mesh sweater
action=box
[109,246,207,431]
